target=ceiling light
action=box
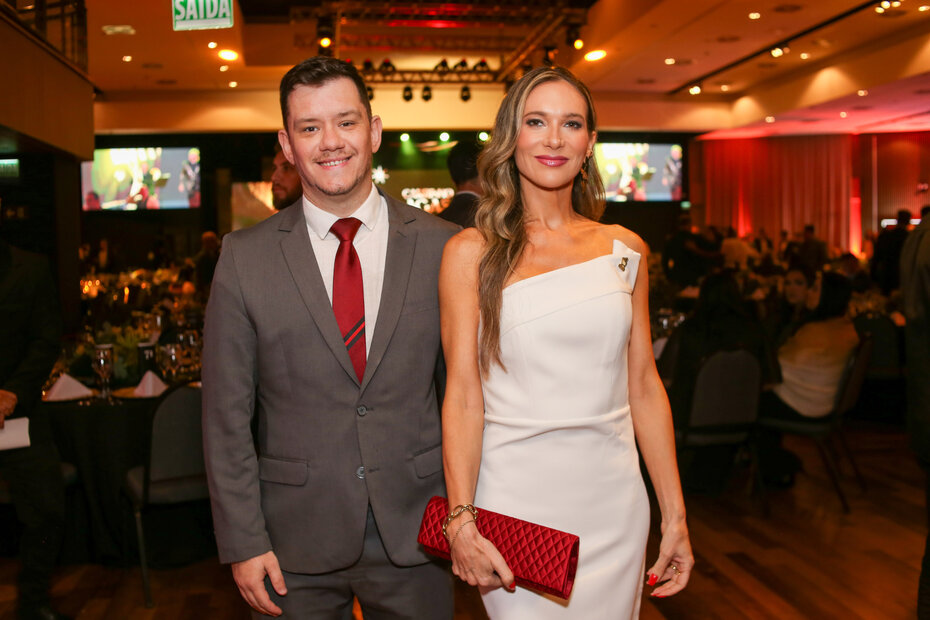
[688,84,702,95]
[770,46,788,58]
[319,37,332,48]
[228,81,238,88]
[765,116,775,123]
[875,6,885,12]
[440,132,450,142]
[460,85,471,102]
[478,132,489,142]
[720,84,730,92]
[207,41,217,49]
[573,39,584,50]
[421,85,433,102]
[748,12,761,19]
[891,0,901,5]
[840,111,848,118]
[584,50,606,61]
[858,89,868,96]
[400,133,410,142]
[664,57,676,65]
[102,24,136,35]
[317,16,334,55]
[219,65,229,72]
[218,49,238,61]
[566,26,583,50]
[122,55,132,62]
[402,85,413,101]
[881,0,892,7]
[800,52,810,59]
[920,5,930,11]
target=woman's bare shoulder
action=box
[443,227,485,266]
[599,223,649,255]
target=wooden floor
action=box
[0,421,923,619]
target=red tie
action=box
[330,218,366,382]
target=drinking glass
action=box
[159,344,182,384]
[93,344,115,401]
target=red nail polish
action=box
[652,592,665,598]
[508,581,516,591]
[647,574,658,586]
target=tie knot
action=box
[330,218,363,243]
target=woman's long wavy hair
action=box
[474,66,606,373]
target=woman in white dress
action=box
[439,67,694,618]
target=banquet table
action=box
[40,391,215,567]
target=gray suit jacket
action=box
[202,191,458,573]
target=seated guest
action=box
[835,252,871,293]
[192,231,221,298]
[763,265,816,347]
[761,271,859,422]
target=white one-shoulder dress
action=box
[475,239,650,619]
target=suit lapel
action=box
[278,206,359,384]
[361,194,417,392]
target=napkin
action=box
[44,373,94,401]
[0,418,30,451]
[134,371,168,397]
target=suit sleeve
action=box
[2,255,61,414]
[202,236,272,563]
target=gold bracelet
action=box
[449,518,476,551]
[442,504,478,539]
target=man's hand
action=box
[0,390,17,429]
[231,550,287,617]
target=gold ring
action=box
[670,564,680,575]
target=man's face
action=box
[278,78,382,215]
[271,150,303,209]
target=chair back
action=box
[833,336,873,417]
[853,314,900,379]
[681,349,761,445]
[146,385,204,488]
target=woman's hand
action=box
[645,518,693,598]
[449,516,515,591]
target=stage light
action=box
[366,86,374,101]
[317,16,334,56]
[566,26,583,50]
[421,85,432,102]
[473,58,490,72]
[362,58,374,72]
[380,58,396,73]
[402,85,413,101]
[460,85,471,102]
[435,58,450,73]
[454,58,468,71]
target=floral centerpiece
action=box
[69,322,151,386]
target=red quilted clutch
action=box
[417,496,579,600]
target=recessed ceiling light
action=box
[857,89,868,96]
[765,116,775,123]
[208,41,217,49]
[840,111,848,118]
[800,52,810,59]
[218,49,238,61]
[920,5,930,11]
[584,50,606,61]
[228,81,238,88]
[219,65,229,72]
[688,84,702,95]
[748,12,761,19]
[122,55,132,62]
[664,58,676,65]
[720,84,730,92]
[102,24,136,35]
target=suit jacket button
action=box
[355,466,365,479]
[356,405,367,417]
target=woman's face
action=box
[783,270,810,306]
[514,80,596,193]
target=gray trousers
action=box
[254,508,453,619]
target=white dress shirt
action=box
[302,184,388,356]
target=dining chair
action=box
[675,349,765,510]
[123,384,208,608]
[758,336,873,513]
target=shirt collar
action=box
[303,184,382,240]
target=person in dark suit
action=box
[202,57,458,618]
[0,240,68,620]
[872,209,912,294]
[902,204,930,616]
[439,140,482,228]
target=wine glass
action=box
[93,344,115,402]
[159,344,182,384]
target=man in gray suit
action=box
[203,57,457,618]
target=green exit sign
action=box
[173,0,234,31]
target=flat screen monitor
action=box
[594,142,684,202]
[81,146,201,210]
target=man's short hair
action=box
[279,56,371,129]
[446,140,482,186]
[897,209,913,225]
[921,204,930,219]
